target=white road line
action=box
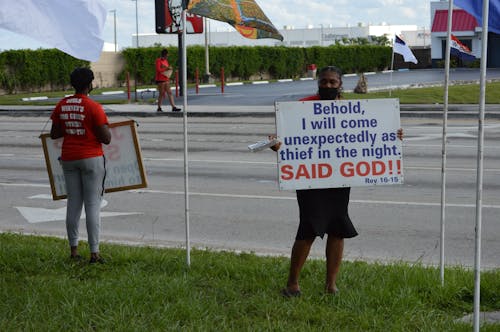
[131,189,500,209]
[0,183,50,188]
[2,183,499,209]
[145,157,275,165]
[101,91,124,95]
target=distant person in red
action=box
[50,67,111,264]
[155,48,181,112]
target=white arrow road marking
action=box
[15,206,141,224]
[15,198,141,224]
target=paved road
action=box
[1,115,499,269]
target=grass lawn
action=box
[1,233,499,331]
[342,81,500,104]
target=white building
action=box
[135,23,423,48]
[430,0,500,67]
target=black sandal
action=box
[89,256,105,264]
[281,288,301,298]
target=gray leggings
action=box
[62,156,106,253]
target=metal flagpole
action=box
[473,0,490,329]
[439,0,454,287]
[389,39,395,97]
[204,17,210,80]
[182,8,191,267]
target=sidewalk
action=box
[1,103,500,119]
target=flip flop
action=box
[281,288,301,298]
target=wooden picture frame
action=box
[40,120,148,200]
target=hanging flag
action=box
[455,0,500,34]
[0,0,107,62]
[393,35,418,64]
[187,0,283,41]
[450,34,476,61]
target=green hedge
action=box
[121,45,391,84]
[0,45,391,92]
[0,49,88,93]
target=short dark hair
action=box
[161,49,168,57]
[70,67,94,91]
[318,66,343,78]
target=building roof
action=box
[431,9,478,32]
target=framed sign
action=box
[275,99,403,191]
[40,120,148,200]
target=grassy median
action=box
[1,233,499,331]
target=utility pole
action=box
[109,9,117,52]
[132,0,139,101]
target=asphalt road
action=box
[1,114,499,269]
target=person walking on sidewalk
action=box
[50,67,111,264]
[155,48,181,112]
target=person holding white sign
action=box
[50,67,111,264]
[272,66,403,297]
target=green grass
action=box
[343,81,500,104]
[1,233,499,331]
[1,82,500,106]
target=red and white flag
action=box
[450,34,476,61]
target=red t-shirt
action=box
[300,94,320,101]
[50,94,109,161]
[155,57,170,82]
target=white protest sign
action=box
[41,120,148,200]
[275,99,403,190]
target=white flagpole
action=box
[439,0,454,287]
[182,9,191,267]
[389,39,395,97]
[473,0,489,329]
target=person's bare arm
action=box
[95,124,111,144]
[50,123,64,139]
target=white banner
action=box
[0,0,107,61]
[275,99,403,190]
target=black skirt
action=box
[295,187,358,240]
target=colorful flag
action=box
[393,35,418,64]
[455,0,500,34]
[450,34,476,61]
[187,0,283,41]
[0,0,107,62]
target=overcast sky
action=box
[0,0,431,52]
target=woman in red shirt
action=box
[155,49,181,112]
[50,67,111,264]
